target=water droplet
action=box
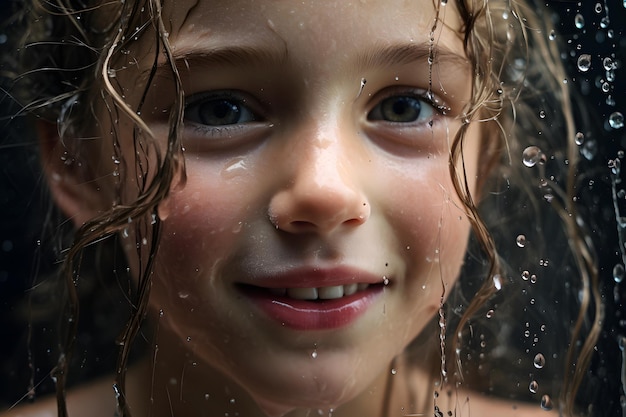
[522,146,546,167]
[204,393,210,400]
[600,16,610,28]
[529,380,538,393]
[533,353,545,369]
[574,14,585,29]
[541,394,553,411]
[221,158,248,179]
[178,291,189,299]
[516,234,527,248]
[311,350,318,359]
[382,276,390,285]
[609,112,624,129]
[486,309,494,319]
[548,30,556,41]
[613,263,625,283]
[603,57,615,70]
[229,398,236,404]
[391,368,397,375]
[577,54,592,72]
[530,274,537,284]
[440,0,448,4]
[493,274,502,291]
[575,132,585,145]
[539,110,546,119]
[521,270,530,281]
[594,2,603,13]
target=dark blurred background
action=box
[1,0,625,415]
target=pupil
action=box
[201,99,240,125]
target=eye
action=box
[367,94,435,124]
[185,92,259,127]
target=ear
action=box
[37,120,107,228]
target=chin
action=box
[226,351,382,416]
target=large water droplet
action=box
[521,270,530,281]
[541,394,553,411]
[577,54,592,72]
[516,234,527,247]
[575,132,585,145]
[594,2,603,13]
[522,146,546,167]
[609,112,624,129]
[574,13,585,29]
[613,263,625,283]
[529,380,538,394]
[533,353,546,369]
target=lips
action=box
[237,267,387,330]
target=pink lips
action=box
[238,266,386,330]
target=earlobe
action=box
[37,120,105,228]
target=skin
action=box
[2,1,557,417]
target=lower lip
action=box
[240,285,384,330]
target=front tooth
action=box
[318,285,344,300]
[343,283,358,296]
[287,287,318,300]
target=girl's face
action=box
[111,0,479,414]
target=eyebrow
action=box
[148,42,468,81]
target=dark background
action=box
[1,0,625,415]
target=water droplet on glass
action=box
[311,350,318,359]
[530,274,537,284]
[521,270,530,281]
[522,146,545,167]
[575,132,585,145]
[574,13,585,29]
[533,353,546,369]
[516,234,527,248]
[541,394,553,411]
[493,274,502,291]
[600,16,610,28]
[577,54,592,72]
[391,368,397,375]
[221,158,248,179]
[594,2,603,13]
[539,110,546,119]
[603,57,615,70]
[486,309,494,319]
[608,112,624,129]
[548,30,556,41]
[529,380,538,393]
[613,263,625,283]
[383,276,390,285]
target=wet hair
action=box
[4,0,601,416]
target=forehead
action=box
[157,0,466,64]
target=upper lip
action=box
[239,265,388,289]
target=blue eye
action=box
[367,95,434,123]
[185,93,258,126]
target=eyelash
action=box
[366,88,448,125]
[184,90,263,136]
[182,88,449,137]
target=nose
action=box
[268,130,370,235]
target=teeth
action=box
[272,283,370,301]
[318,285,344,300]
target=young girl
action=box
[2,0,604,416]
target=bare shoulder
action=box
[1,378,116,417]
